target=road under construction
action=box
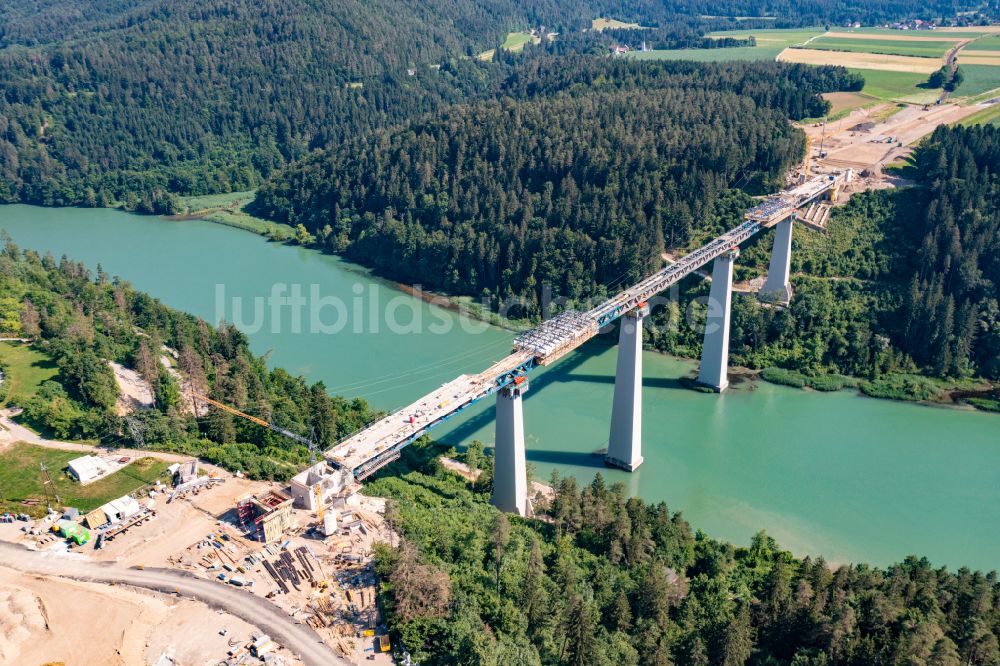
[325,171,852,489]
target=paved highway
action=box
[0,541,349,666]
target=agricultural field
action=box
[846,68,940,103]
[779,47,942,73]
[827,28,991,38]
[591,17,645,31]
[0,443,170,515]
[822,91,878,116]
[804,36,955,58]
[632,27,821,62]
[501,31,540,52]
[968,35,1000,50]
[953,64,1000,96]
[0,342,58,408]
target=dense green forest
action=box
[254,59,861,318]
[369,442,1000,665]
[0,0,981,212]
[645,125,1000,389]
[0,238,374,478]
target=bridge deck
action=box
[325,172,849,477]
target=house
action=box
[68,455,111,484]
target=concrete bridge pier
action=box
[491,380,529,516]
[759,217,794,304]
[697,248,739,392]
[606,304,649,472]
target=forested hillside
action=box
[0,0,975,213]
[0,237,374,478]
[254,60,861,317]
[369,443,1000,665]
[648,125,1000,387]
[903,126,1000,379]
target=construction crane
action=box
[306,436,326,520]
[191,392,315,448]
[803,134,814,178]
[39,463,61,512]
[313,483,325,521]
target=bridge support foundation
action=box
[759,217,794,304]
[698,249,738,392]
[606,305,648,471]
[491,381,529,516]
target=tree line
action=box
[0,0,967,213]
[369,442,1000,665]
[642,124,1000,388]
[254,59,861,319]
[0,237,374,478]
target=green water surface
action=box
[2,204,997,571]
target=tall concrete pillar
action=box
[606,304,649,472]
[759,217,794,304]
[491,380,529,516]
[698,249,738,392]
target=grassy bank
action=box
[757,365,997,411]
[177,191,295,240]
[0,443,171,516]
[0,341,58,407]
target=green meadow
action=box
[631,27,821,62]
[806,36,953,58]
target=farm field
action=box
[592,17,645,31]
[968,35,1000,50]
[501,31,539,52]
[836,27,993,38]
[822,91,879,115]
[804,36,955,58]
[952,64,1000,96]
[822,31,965,42]
[0,342,58,408]
[0,442,170,515]
[632,27,821,61]
[779,48,942,74]
[847,68,940,103]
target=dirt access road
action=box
[802,102,989,173]
[0,541,349,666]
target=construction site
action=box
[796,98,993,194]
[0,386,401,666]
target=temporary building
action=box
[56,520,91,545]
[83,508,108,530]
[100,495,141,523]
[67,455,111,484]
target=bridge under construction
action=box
[326,171,852,513]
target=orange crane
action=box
[191,392,314,448]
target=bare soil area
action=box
[0,565,286,666]
[109,361,155,415]
[800,102,988,177]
